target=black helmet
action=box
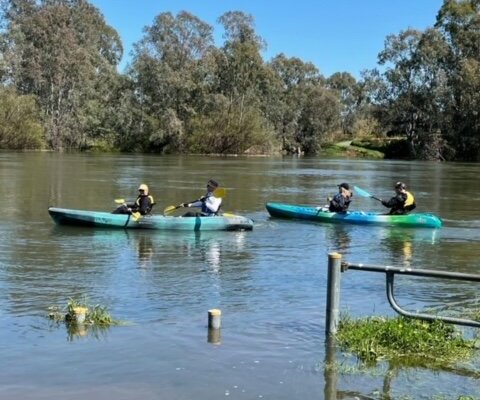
[207,179,219,188]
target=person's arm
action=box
[381,194,404,208]
[126,197,139,209]
[329,193,345,211]
[188,199,203,208]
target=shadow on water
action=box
[323,339,480,400]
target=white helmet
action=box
[138,184,149,195]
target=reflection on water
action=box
[324,340,480,399]
[65,322,111,342]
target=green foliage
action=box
[1,1,479,158]
[188,106,273,154]
[322,143,384,159]
[49,297,121,327]
[336,315,476,367]
[0,88,45,149]
[0,0,123,149]
[297,87,342,154]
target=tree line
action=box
[0,0,479,161]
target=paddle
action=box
[113,199,141,221]
[164,187,227,215]
[353,185,382,202]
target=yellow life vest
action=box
[135,195,155,207]
[404,191,415,207]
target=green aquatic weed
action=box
[336,315,476,367]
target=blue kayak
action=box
[266,202,442,229]
[48,207,254,231]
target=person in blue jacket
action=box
[328,182,353,213]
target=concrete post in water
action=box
[207,309,221,345]
[326,253,342,337]
[208,309,221,330]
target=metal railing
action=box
[325,253,480,336]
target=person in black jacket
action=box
[328,183,353,213]
[113,184,155,215]
[381,182,416,215]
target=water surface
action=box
[0,153,479,399]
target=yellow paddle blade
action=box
[164,205,179,215]
[114,198,125,204]
[132,212,142,221]
[222,212,237,217]
[213,187,227,198]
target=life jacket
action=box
[201,193,221,216]
[135,195,155,214]
[404,191,416,212]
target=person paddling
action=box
[181,179,222,217]
[381,181,416,215]
[328,182,353,213]
[113,184,155,215]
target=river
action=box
[0,152,479,399]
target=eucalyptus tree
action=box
[130,11,214,152]
[0,0,122,149]
[435,0,480,160]
[187,10,274,154]
[266,54,321,153]
[326,72,360,136]
[375,28,450,159]
[297,86,341,155]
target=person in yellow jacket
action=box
[113,184,155,215]
[381,182,416,215]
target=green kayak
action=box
[48,207,254,231]
[266,202,442,229]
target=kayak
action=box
[48,207,254,231]
[265,202,442,229]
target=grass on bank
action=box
[322,143,385,159]
[336,315,478,368]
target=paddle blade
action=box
[213,187,227,198]
[353,186,382,202]
[114,198,126,204]
[132,212,142,221]
[353,186,372,198]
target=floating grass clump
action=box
[336,315,476,367]
[48,297,121,326]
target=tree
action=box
[267,54,321,153]
[326,72,359,136]
[0,88,45,149]
[130,11,214,152]
[0,0,122,149]
[297,86,341,155]
[435,0,480,160]
[374,28,450,159]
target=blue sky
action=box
[89,0,444,78]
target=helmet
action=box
[207,179,219,188]
[138,184,149,194]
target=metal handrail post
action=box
[326,252,342,337]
